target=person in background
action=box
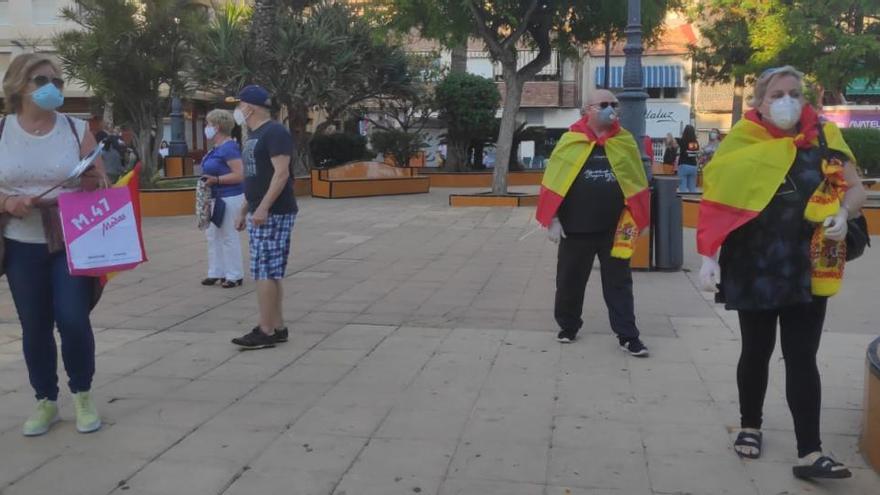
[700,128,722,167]
[200,109,245,288]
[676,125,700,192]
[698,66,867,479]
[158,140,170,159]
[231,85,298,350]
[662,132,678,170]
[0,53,107,437]
[96,130,125,184]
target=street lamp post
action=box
[617,0,651,180]
[168,96,188,158]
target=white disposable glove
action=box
[699,255,721,293]
[548,217,566,244]
[823,209,848,241]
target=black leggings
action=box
[737,298,827,458]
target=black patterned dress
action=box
[717,147,826,311]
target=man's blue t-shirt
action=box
[201,140,244,198]
[242,121,297,214]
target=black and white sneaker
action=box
[232,327,277,350]
[557,330,578,344]
[274,327,289,343]
[619,338,649,357]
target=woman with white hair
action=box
[200,109,245,288]
[697,66,867,479]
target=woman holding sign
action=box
[200,109,245,288]
[0,54,106,436]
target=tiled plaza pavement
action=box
[0,187,878,495]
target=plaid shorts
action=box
[247,213,295,280]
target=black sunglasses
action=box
[31,75,65,89]
[593,101,619,109]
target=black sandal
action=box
[221,279,243,288]
[734,431,762,459]
[201,278,222,286]
[792,455,852,480]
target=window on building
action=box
[647,87,681,100]
[33,0,59,24]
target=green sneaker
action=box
[73,392,101,434]
[22,399,59,437]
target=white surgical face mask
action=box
[768,96,802,130]
[233,107,247,126]
[204,126,217,140]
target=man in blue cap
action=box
[230,85,297,349]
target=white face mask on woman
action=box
[204,126,217,140]
[768,96,803,130]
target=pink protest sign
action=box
[57,187,145,277]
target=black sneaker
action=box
[232,327,277,350]
[274,327,289,343]
[556,330,578,344]
[619,337,649,357]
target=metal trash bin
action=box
[652,176,683,271]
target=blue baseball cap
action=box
[233,85,273,108]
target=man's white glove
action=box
[699,255,721,293]
[548,217,566,244]
[823,209,848,241]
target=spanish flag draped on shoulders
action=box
[536,116,650,259]
[697,105,855,295]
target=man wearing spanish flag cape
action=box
[697,66,866,479]
[537,90,650,357]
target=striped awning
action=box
[595,65,685,89]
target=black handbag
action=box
[815,123,871,261]
[211,196,226,228]
[845,214,870,261]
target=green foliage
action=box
[194,1,415,171]
[435,72,500,170]
[309,133,369,169]
[373,0,680,191]
[691,0,880,101]
[55,0,204,176]
[841,128,880,176]
[370,129,426,168]
[435,73,500,142]
[190,1,252,96]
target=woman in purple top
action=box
[200,109,245,288]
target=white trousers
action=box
[206,193,245,281]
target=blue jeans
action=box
[4,240,95,401]
[678,164,698,193]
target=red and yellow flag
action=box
[697,107,854,256]
[536,117,650,239]
[100,163,146,286]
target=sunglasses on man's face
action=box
[31,75,65,89]
[593,101,619,109]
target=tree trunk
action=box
[250,0,279,75]
[446,138,469,172]
[732,74,745,125]
[135,125,157,181]
[492,68,524,195]
[450,43,467,74]
[102,101,114,130]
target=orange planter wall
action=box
[428,171,544,188]
[448,194,538,207]
[140,189,195,217]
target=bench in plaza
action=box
[310,161,430,199]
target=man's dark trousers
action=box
[554,231,639,339]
